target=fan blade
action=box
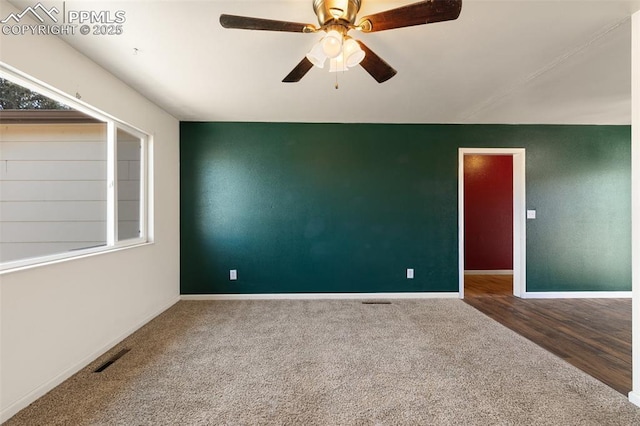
[357,41,397,83]
[357,0,462,33]
[283,57,314,83]
[220,14,315,33]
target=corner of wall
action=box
[630,9,640,408]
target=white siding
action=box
[0,201,106,221]
[0,141,106,160]
[0,123,107,262]
[0,222,106,243]
[117,128,141,240]
[0,181,106,201]
[0,160,107,180]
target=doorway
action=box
[458,148,526,298]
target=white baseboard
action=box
[181,292,459,301]
[0,295,180,424]
[464,270,513,275]
[629,391,640,407]
[521,291,632,299]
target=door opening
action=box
[458,148,526,298]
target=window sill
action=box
[0,240,154,275]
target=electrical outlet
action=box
[230,269,237,280]
[407,268,414,279]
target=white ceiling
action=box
[8,0,640,124]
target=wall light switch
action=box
[527,210,536,219]
[407,268,414,279]
[230,269,237,280]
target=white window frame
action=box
[109,122,149,246]
[0,64,152,273]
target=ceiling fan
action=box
[220,0,462,83]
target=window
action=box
[117,128,143,241]
[0,68,150,271]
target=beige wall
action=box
[0,1,180,422]
[630,9,640,407]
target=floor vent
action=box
[362,301,392,305]
[94,349,130,373]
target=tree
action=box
[0,78,69,110]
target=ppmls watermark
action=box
[1,2,126,36]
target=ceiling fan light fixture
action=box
[306,40,327,68]
[321,29,343,58]
[342,38,365,68]
[329,53,348,73]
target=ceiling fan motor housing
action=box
[313,0,362,26]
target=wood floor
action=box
[463,275,632,395]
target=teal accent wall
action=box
[180,123,631,294]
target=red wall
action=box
[464,155,513,270]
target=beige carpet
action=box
[6,299,640,425]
